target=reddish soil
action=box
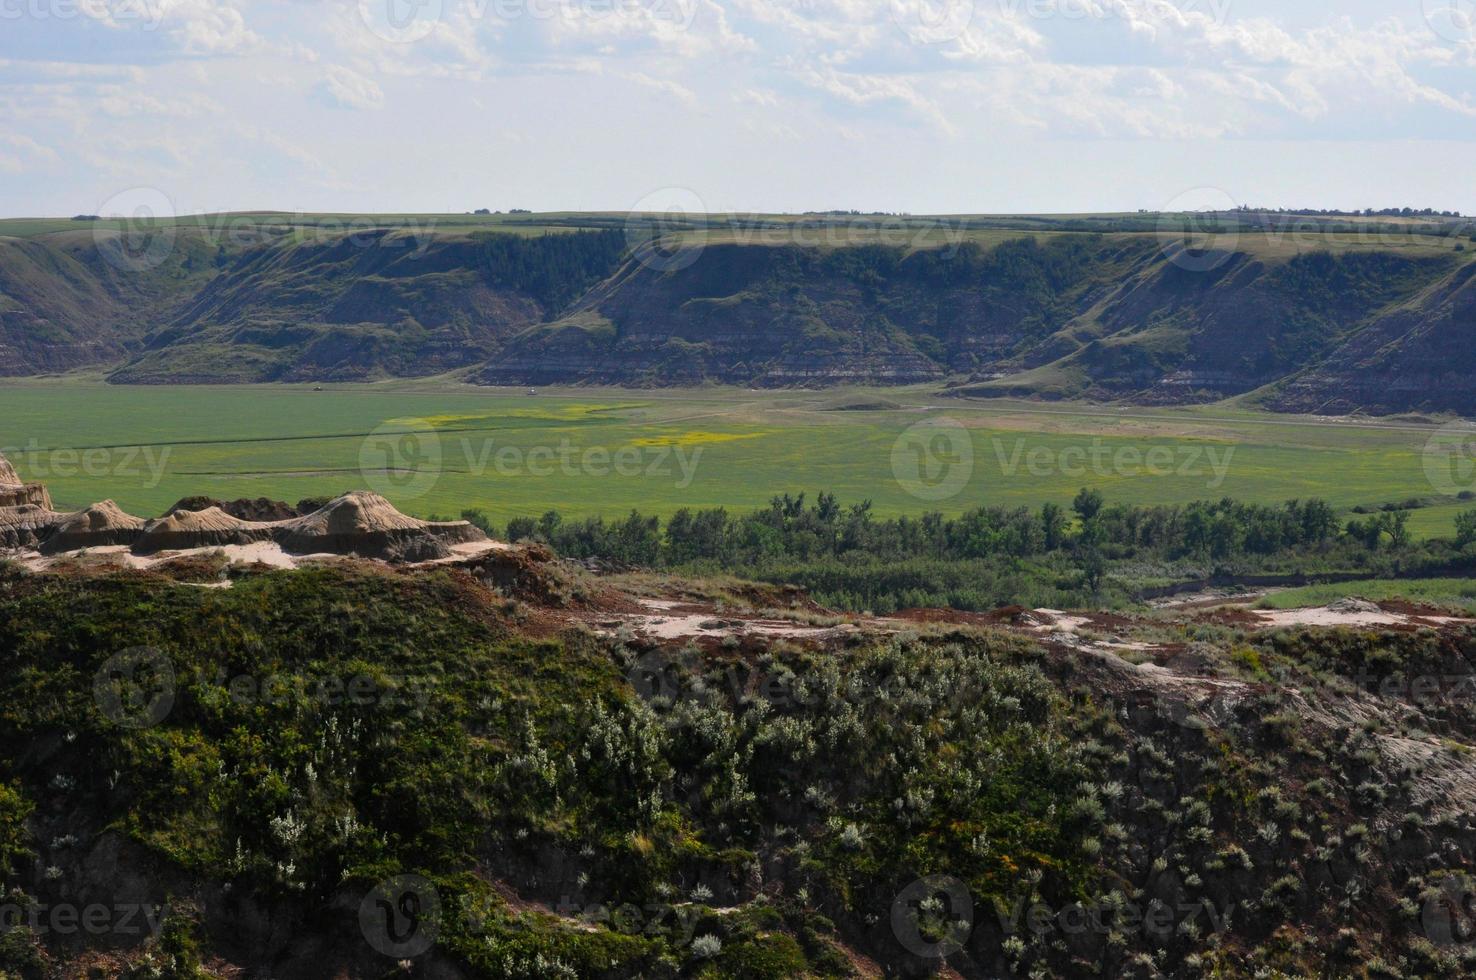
[1198,607,1265,626]
[892,605,1040,627]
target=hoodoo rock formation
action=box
[0,451,52,511]
[0,504,60,551]
[39,500,148,554]
[0,450,488,562]
[132,506,276,555]
[275,491,486,561]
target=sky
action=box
[1,0,1475,217]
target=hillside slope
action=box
[3,221,1475,413]
[478,238,1476,411]
[111,229,627,383]
[954,248,1458,405]
[0,227,626,382]
[0,228,220,374]
[1267,262,1476,415]
[4,559,1476,977]
[474,237,1151,387]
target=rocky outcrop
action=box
[276,491,485,561]
[167,496,302,522]
[39,501,147,554]
[0,481,51,510]
[0,451,488,562]
[0,503,65,550]
[133,507,276,554]
[0,450,53,514]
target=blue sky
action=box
[1,0,1474,216]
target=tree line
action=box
[475,229,627,312]
[460,491,1473,571]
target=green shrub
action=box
[714,933,808,978]
[0,782,32,878]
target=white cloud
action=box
[540,0,752,57]
[321,65,386,110]
[735,87,778,105]
[624,71,698,105]
[153,0,262,54]
[238,124,352,191]
[1,0,1475,214]
[789,61,957,133]
[0,134,58,173]
[95,85,219,117]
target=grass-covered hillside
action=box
[3,554,1476,978]
[480,236,1473,410]
[3,210,1475,413]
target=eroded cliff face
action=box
[0,446,488,562]
[0,231,218,375]
[0,228,623,383]
[109,231,571,383]
[476,238,1148,388]
[951,248,1462,406]
[1268,262,1476,415]
[477,238,1474,409]
[5,225,1476,413]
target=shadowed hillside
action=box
[4,216,1475,413]
[474,237,1151,387]
[110,229,627,383]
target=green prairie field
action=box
[1257,579,1476,614]
[1,379,1473,535]
[4,209,1468,259]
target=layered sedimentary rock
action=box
[0,451,53,511]
[1267,262,1476,415]
[276,491,485,561]
[0,451,487,562]
[0,482,51,510]
[134,507,276,554]
[0,504,65,550]
[39,501,147,554]
[8,215,1476,412]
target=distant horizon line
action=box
[2,206,1469,221]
